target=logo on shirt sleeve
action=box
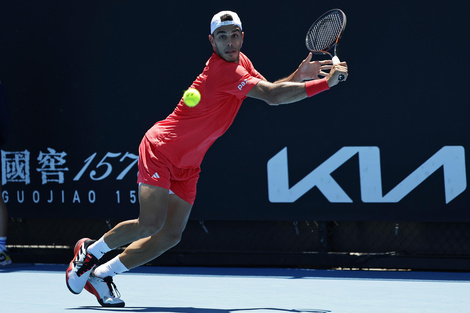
[238,79,248,91]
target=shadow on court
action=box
[66,307,330,313]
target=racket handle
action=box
[332,55,344,81]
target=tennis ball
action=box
[183,88,201,107]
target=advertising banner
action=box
[1,1,468,222]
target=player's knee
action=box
[165,231,183,248]
[154,228,183,250]
[138,218,164,237]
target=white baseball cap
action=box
[210,11,242,34]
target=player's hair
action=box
[220,14,234,22]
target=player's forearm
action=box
[273,79,330,105]
[247,80,304,105]
[267,82,308,105]
[248,79,329,106]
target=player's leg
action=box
[66,183,169,296]
[85,192,191,307]
[102,183,170,250]
[67,134,174,298]
[112,165,198,269]
[118,192,192,269]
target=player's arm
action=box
[247,80,312,105]
[247,61,348,106]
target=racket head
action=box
[305,9,347,57]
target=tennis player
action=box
[66,10,348,307]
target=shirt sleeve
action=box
[214,59,262,100]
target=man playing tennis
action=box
[66,10,348,307]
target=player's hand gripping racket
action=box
[305,9,347,81]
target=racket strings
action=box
[306,13,344,52]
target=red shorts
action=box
[137,136,200,205]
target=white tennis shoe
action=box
[85,272,125,307]
[66,238,98,294]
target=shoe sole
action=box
[66,238,92,295]
[85,281,126,307]
[99,299,126,308]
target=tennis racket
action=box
[305,9,347,80]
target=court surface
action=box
[1,264,470,312]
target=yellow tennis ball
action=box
[183,88,201,107]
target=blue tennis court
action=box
[1,264,469,312]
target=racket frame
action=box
[305,8,347,62]
[305,8,346,80]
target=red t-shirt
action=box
[145,52,264,168]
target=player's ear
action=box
[208,34,216,49]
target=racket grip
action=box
[332,55,344,81]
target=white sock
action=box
[93,255,129,278]
[87,236,112,259]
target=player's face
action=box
[209,25,244,63]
